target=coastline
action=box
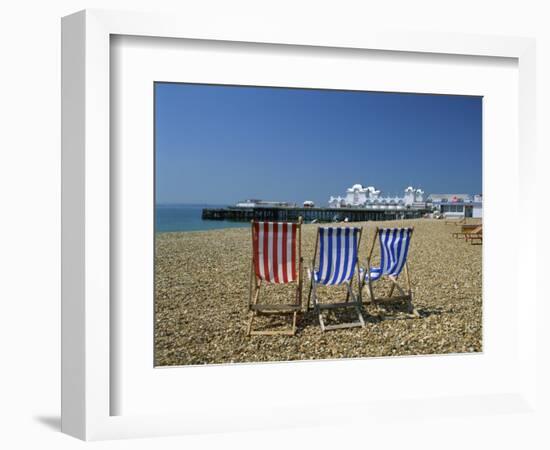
[155,219,482,366]
[155,225,248,234]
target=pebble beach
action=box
[154,219,482,366]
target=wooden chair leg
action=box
[367,281,375,304]
[361,281,369,302]
[406,295,420,317]
[317,306,326,332]
[247,278,261,336]
[348,283,365,327]
[355,304,366,327]
[246,311,255,336]
[311,281,326,331]
[389,277,406,298]
[294,282,301,332]
[404,263,418,316]
[356,271,364,306]
[306,271,313,311]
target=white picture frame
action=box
[61,9,537,441]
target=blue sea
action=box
[155,204,249,233]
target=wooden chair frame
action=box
[452,224,482,239]
[467,234,483,244]
[306,227,365,332]
[246,217,303,336]
[465,226,483,244]
[361,227,419,318]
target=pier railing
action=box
[201,206,428,223]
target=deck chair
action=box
[465,225,483,244]
[452,224,482,239]
[307,227,365,331]
[360,227,418,317]
[247,218,303,336]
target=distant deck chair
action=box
[452,224,482,239]
[307,227,365,331]
[247,218,303,336]
[360,227,418,317]
[465,225,483,244]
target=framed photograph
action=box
[153,82,484,358]
[61,9,537,441]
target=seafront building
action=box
[327,183,482,218]
[429,193,483,218]
[328,184,425,210]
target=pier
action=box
[202,206,429,223]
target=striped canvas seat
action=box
[360,226,418,317]
[361,227,412,282]
[252,221,298,284]
[248,219,303,336]
[307,226,365,331]
[313,227,361,285]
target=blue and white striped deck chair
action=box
[307,226,365,331]
[360,227,418,316]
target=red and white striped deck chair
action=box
[247,218,303,336]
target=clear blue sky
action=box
[155,83,482,206]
